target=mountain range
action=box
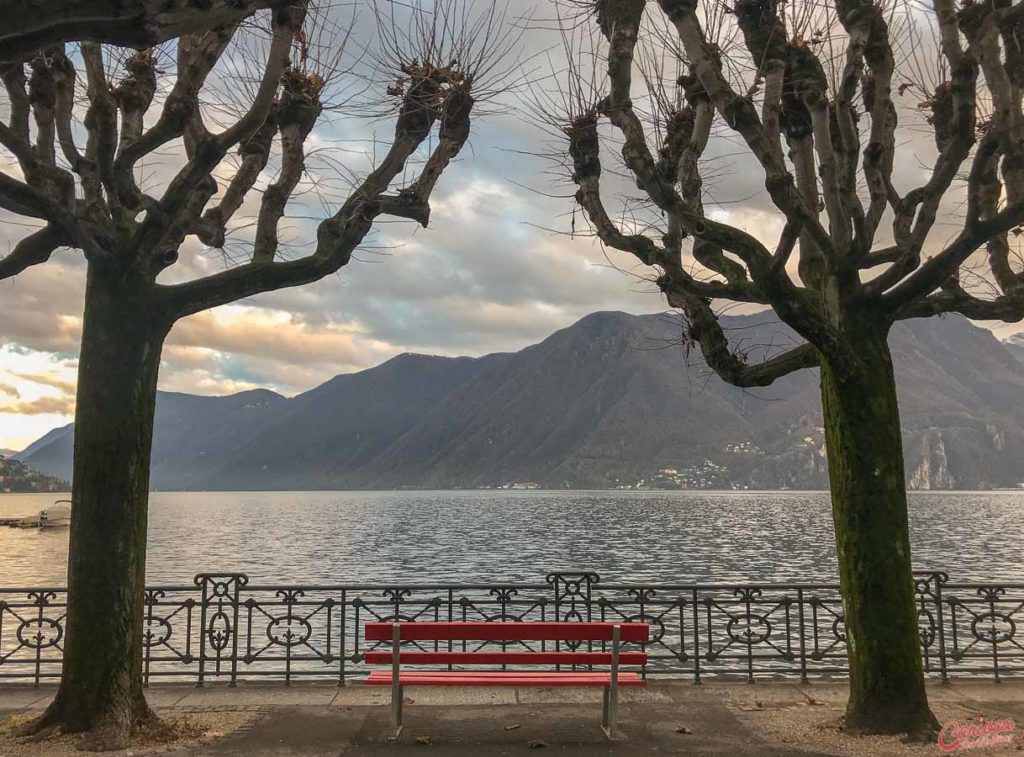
[16,311,1024,491]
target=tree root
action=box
[843,706,940,741]
[13,721,62,742]
[12,695,160,752]
[11,710,61,740]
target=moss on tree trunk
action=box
[19,265,169,750]
[819,327,938,736]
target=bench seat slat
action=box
[364,622,649,642]
[363,651,647,666]
[364,670,644,686]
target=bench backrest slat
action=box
[364,622,649,643]
[363,651,648,666]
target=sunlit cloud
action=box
[0,395,76,416]
[0,347,78,448]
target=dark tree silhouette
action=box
[539,0,1024,736]
[1,0,516,748]
[0,0,290,67]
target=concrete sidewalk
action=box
[2,680,1022,755]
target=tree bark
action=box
[0,0,287,67]
[21,265,169,750]
[819,325,939,736]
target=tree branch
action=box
[161,38,479,317]
[0,0,288,67]
[112,22,239,211]
[3,63,30,141]
[0,223,66,280]
[130,4,305,267]
[670,291,820,387]
[896,284,1024,323]
[658,0,835,259]
[253,76,322,263]
[884,203,1024,310]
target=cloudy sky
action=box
[0,5,665,449]
[0,1,1019,451]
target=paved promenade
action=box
[2,680,1022,755]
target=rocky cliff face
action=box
[18,312,1024,491]
[907,432,955,490]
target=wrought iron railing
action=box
[1,571,1021,685]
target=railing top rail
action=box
[0,582,557,593]
[0,584,195,593]
[597,581,843,590]
[941,582,1024,590]
[4,579,1024,593]
[246,582,554,591]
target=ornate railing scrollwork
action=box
[0,569,1021,685]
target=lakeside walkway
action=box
[2,680,1022,755]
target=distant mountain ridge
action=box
[17,312,1024,491]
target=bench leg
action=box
[389,622,403,740]
[389,683,404,740]
[601,684,618,740]
[602,624,621,740]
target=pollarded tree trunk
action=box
[21,264,170,749]
[819,324,938,736]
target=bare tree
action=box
[0,0,292,67]
[1,0,517,747]
[538,0,1024,736]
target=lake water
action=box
[0,490,1021,587]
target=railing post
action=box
[546,572,600,656]
[194,573,247,688]
[933,572,949,683]
[338,589,347,687]
[142,588,164,688]
[986,587,1002,683]
[230,578,245,686]
[743,588,754,684]
[196,577,208,687]
[692,588,701,684]
[797,588,808,684]
[30,591,49,687]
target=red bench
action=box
[363,621,649,740]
